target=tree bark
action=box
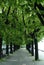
[31,41,34,56]
[26,43,31,53]
[13,44,15,51]
[10,42,13,54]
[34,36,38,60]
[6,44,9,55]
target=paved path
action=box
[0,48,44,65]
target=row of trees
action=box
[0,0,44,60]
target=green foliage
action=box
[0,0,44,45]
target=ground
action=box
[0,48,44,65]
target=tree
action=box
[0,0,44,61]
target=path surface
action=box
[0,48,44,65]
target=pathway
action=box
[0,48,44,65]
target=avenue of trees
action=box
[0,0,44,60]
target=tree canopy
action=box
[0,0,44,45]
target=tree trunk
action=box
[13,44,15,51]
[28,44,31,53]
[0,37,2,58]
[10,42,13,54]
[6,44,9,55]
[26,43,31,53]
[34,36,38,60]
[31,41,34,56]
